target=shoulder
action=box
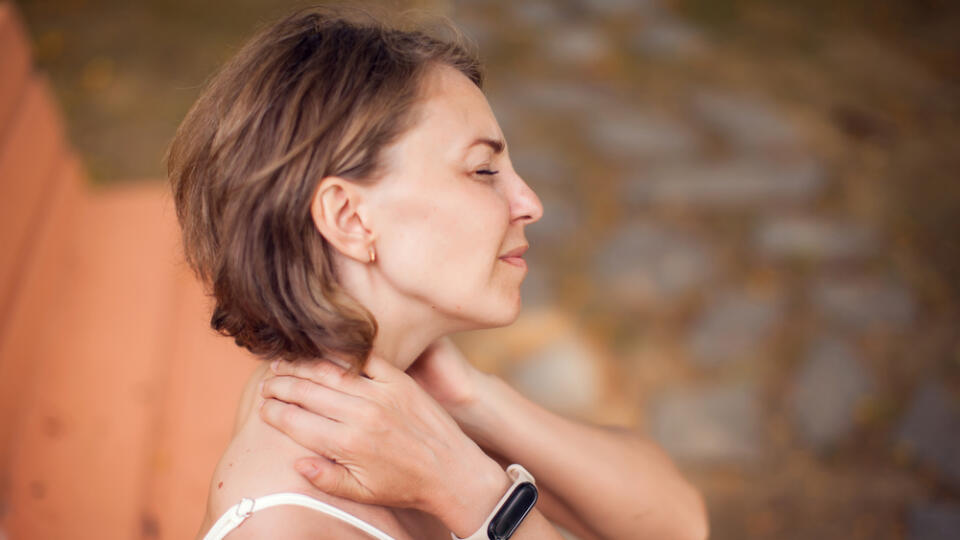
[201,370,412,539]
[216,503,383,540]
[204,432,411,540]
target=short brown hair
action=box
[165,5,483,374]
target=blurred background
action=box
[1,0,959,538]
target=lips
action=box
[499,245,528,259]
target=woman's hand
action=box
[259,355,507,522]
[406,336,486,420]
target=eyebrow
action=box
[467,137,506,155]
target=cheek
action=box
[378,189,506,293]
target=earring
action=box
[368,246,376,263]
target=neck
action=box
[335,259,473,372]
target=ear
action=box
[310,176,375,263]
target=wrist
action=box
[452,372,506,448]
[429,459,512,538]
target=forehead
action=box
[409,65,501,150]
[374,64,503,179]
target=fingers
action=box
[360,353,401,382]
[271,359,367,396]
[259,398,348,458]
[271,355,401,386]
[262,375,362,423]
[295,457,367,503]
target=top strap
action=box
[202,492,397,540]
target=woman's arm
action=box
[426,462,573,540]
[455,373,709,540]
[480,445,604,540]
[259,357,571,540]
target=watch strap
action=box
[450,464,538,540]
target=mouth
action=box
[499,244,529,269]
[499,256,527,269]
[499,245,528,259]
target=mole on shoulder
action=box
[218,481,224,489]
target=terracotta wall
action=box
[0,3,259,538]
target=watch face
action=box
[487,482,538,540]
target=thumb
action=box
[361,353,401,382]
[295,458,361,500]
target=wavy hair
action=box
[164,5,483,374]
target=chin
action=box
[452,288,524,330]
[457,304,519,331]
[486,296,524,328]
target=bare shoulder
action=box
[216,504,385,540]
[199,367,416,540]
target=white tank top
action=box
[203,492,397,540]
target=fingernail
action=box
[296,461,318,477]
[271,360,279,372]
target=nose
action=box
[509,172,544,225]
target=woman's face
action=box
[367,64,543,329]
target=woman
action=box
[166,6,707,540]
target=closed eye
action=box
[476,169,499,176]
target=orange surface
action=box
[0,2,31,130]
[0,152,81,486]
[0,75,66,329]
[1,180,259,539]
[0,3,260,537]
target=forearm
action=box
[458,373,708,540]
[443,504,568,540]
[427,454,567,540]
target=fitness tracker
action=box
[450,464,539,540]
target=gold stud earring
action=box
[368,246,376,263]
